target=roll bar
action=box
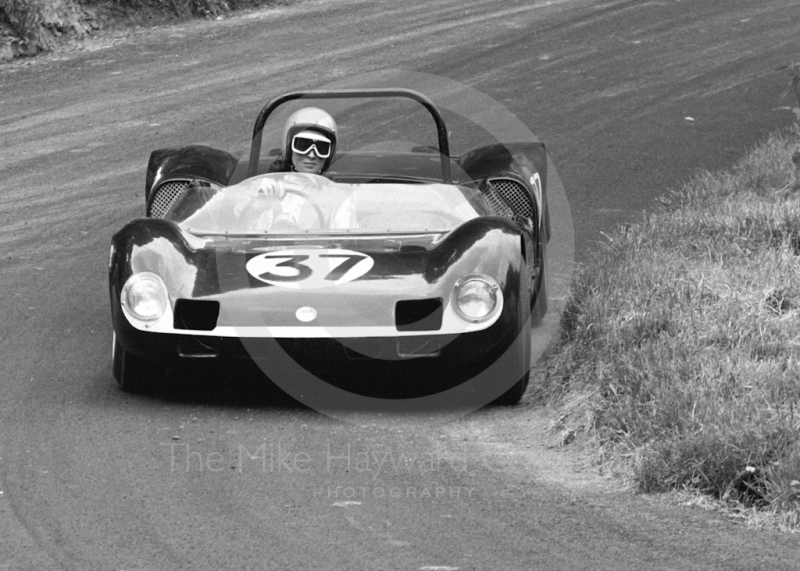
[249,88,452,182]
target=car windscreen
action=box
[170,173,486,235]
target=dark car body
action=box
[109,89,549,405]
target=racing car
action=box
[109,88,550,406]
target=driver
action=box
[269,107,338,175]
[243,107,355,231]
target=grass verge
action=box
[540,125,800,529]
[0,0,293,59]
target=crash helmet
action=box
[282,107,338,172]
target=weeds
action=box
[545,129,800,526]
[1,0,42,49]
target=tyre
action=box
[491,309,531,406]
[492,371,530,406]
[530,268,548,327]
[112,333,164,393]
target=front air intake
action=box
[149,180,190,218]
[395,298,443,332]
[173,299,220,331]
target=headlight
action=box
[121,272,169,322]
[452,275,501,323]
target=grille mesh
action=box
[149,180,190,218]
[485,178,534,227]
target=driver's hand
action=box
[233,178,285,217]
[258,178,286,200]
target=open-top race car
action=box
[109,88,549,406]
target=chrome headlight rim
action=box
[120,272,170,324]
[451,274,502,324]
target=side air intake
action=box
[484,178,535,228]
[149,180,190,218]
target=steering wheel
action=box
[281,188,326,229]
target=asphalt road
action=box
[2,0,800,569]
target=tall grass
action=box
[544,128,800,524]
[1,0,43,45]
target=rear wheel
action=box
[112,334,164,393]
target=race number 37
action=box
[246,248,375,289]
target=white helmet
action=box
[282,107,338,171]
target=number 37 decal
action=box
[246,248,375,289]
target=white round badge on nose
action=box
[296,306,317,322]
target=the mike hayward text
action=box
[163,441,511,477]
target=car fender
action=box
[458,142,548,240]
[109,218,213,304]
[145,145,239,217]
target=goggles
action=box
[291,134,332,158]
